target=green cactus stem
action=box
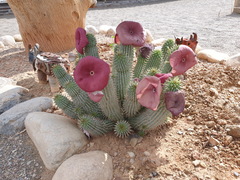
[129,101,171,132]
[160,40,179,73]
[54,94,79,119]
[112,44,134,102]
[98,78,124,121]
[123,81,142,118]
[143,50,162,73]
[78,115,114,137]
[114,120,132,138]
[133,55,147,78]
[52,65,74,87]
[164,77,182,92]
[64,81,105,118]
[84,34,99,58]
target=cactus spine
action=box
[143,50,162,73]
[113,45,134,102]
[123,81,142,118]
[98,78,124,121]
[129,101,171,132]
[85,34,99,58]
[133,55,147,78]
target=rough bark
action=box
[7,0,97,52]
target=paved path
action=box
[0,0,239,55]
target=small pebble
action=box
[130,138,138,147]
[128,152,135,158]
[144,151,150,157]
[208,136,220,146]
[192,160,200,167]
[130,158,135,164]
[233,172,239,177]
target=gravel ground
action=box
[0,0,239,55]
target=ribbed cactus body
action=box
[52,65,74,87]
[85,34,99,58]
[133,55,147,78]
[98,78,124,121]
[113,45,134,102]
[160,40,179,73]
[143,50,162,73]
[123,82,142,118]
[54,94,78,119]
[78,115,114,137]
[114,120,132,138]
[129,101,171,132]
[64,81,104,118]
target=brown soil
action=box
[0,36,240,180]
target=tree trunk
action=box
[7,0,97,52]
[234,0,240,13]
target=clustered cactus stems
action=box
[53,21,198,138]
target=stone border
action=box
[95,0,161,8]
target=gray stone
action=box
[0,35,16,46]
[0,78,28,114]
[0,97,52,135]
[52,151,113,180]
[208,136,220,146]
[25,112,88,170]
[106,26,116,36]
[144,29,153,43]
[226,125,240,138]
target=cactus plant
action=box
[53,21,197,138]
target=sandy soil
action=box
[0,34,240,179]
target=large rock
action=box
[0,41,4,48]
[226,53,240,66]
[0,97,52,135]
[197,49,229,63]
[0,35,16,46]
[52,151,113,180]
[0,77,28,114]
[25,112,88,170]
[86,25,99,35]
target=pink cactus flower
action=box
[155,73,173,84]
[165,91,185,116]
[74,56,110,92]
[115,21,145,47]
[136,76,162,111]
[87,91,104,102]
[75,27,88,54]
[170,45,197,76]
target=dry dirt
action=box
[0,35,240,180]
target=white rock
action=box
[99,25,114,35]
[0,41,4,48]
[25,112,88,170]
[197,49,229,63]
[194,44,202,54]
[127,152,135,158]
[192,160,200,167]
[106,26,116,36]
[52,151,113,180]
[13,34,23,42]
[0,84,28,114]
[226,53,240,66]
[86,25,99,35]
[152,38,166,46]
[144,29,153,43]
[0,97,52,135]
[143,151,151,156]
[0,35,16,46]
[209,87,218,97]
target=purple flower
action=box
[170,45,197,76]
[139,43,153,58]
[136,76,162,111]
[165,91,185,116]
[115,21,145,47]
[73,56,110,92]
[155,73,173,84]
[87,91,104,102]
[75,27,88,54]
